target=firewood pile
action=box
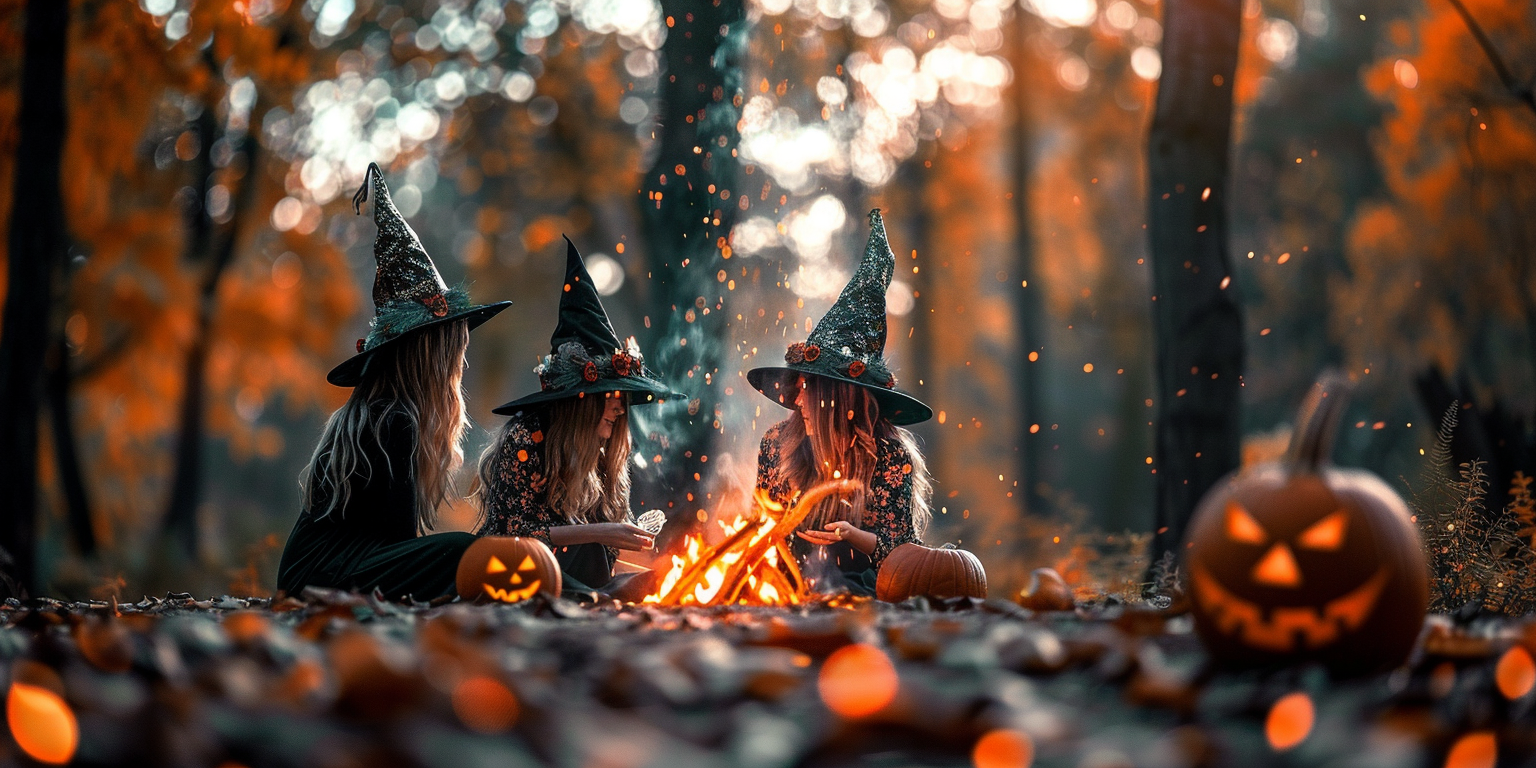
[1,591,1535,767]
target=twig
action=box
[1443,0,1536,115]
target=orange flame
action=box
[642,481,857,606]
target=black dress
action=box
[477,409,618,596]
[755,419,921,596]
[276,409,475,601]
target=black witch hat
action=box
[327,163,511,387]
[491,238,679,414]
[747,209,932,425]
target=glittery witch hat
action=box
[327,163,511,387]
[492,237,679,414]
[747,209,932,425]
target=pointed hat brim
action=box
[746,366,933,426]
[327,300,511,387]
[490,375,683,414]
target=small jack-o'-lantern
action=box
[1184,373,1428,675]
[876,543,988,602]
[456,537,562,603]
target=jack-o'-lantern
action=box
[456,537,562,603]
[876,543,988,602]
[1184,373,1428,675]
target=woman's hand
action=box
[796,521,876,554]
[550,522,655,551]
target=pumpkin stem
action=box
[1287,371,1354,472]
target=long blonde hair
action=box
[300,321,470,533]
[476,392,632,525]
[779,376,932,536]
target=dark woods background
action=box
[0,0,1532,601]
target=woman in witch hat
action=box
[276,164,509,601]
[475,238,679,596]
[748,209,935,596]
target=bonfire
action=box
[643,481,857,606]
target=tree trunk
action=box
[0,0,70,595]
[162,135,261,557]
[47,334,96,556]
[1146,0,1245,561]
[637,0,747,522]
[1009,9,1044,515]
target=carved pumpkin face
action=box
[482,554,548,602]
[1184,376,1428,675]
[456,537,562,604]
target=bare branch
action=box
[1444,0,1536,115]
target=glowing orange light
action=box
[1496,646,1536,699]
[972,729,1034,768]
[1444,732,1497,768]
[6,683,79,765]
[819,644,897,718]
[1265,692,1314,751]
[1252,543,1302,587]
[452,676,520,734]
[1225,503,1267,544]
[1297,511,1348,550]
[643,484,848,606]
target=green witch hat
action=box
[492,237,679,414]
[328,163,511,387]
[747,209,932,425]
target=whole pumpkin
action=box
[1183,373,1428,675]
[876,543,988,602]
[456,537,562,603]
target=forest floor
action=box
[1,590,1533,767]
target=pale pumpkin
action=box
[876,543,988,601]
[456,537,562,603]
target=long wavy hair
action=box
[476,392,632,526]
[778,375,932,536]
[300,320,470,533]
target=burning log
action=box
[644,481,858,606]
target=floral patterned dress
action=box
[755,419,921,594]
[478,408,618,593]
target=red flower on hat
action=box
[424,293,449,318]
[612,353,634,377]
[885,373,898,388]
[786,342,806,365]
[356,338,366,353]
[582,361,600,382]
[847,360,866,378]
[802,344,821,362]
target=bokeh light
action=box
[6,683,79,765]
[452,676,520,734]
[1444,733,1496,768]
[585,253,627,296]
[973,728,1034,768]
[1264,692,1314,752]
[1495,646,1535,700]
[818,643,898,718]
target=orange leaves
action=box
[1342,0,1536,385]
[522,215,570,254]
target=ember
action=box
[643,481,856,606]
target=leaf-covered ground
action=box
[1,591,1534,767]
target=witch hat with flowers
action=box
[492,237,679,414]
[747,209,932,425]
[327,163,511,387]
